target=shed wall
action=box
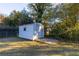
[19,25,33,40]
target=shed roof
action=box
[19,23,43,27]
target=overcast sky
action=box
[0,3,28,15]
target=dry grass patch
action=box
[0,38,79,55]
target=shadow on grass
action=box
[0,45,79,56]
[0,44,9,48]
[0,37,32,42]
[0,37,79,56]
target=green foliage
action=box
[3,10,21,26]
[3,17,14,26]
[51,21,79,42]
[48,4,79,43]
[28,3,53,23]
[3,9,32,26]
[19,8,33,25]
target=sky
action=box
[0,3,28,16]
[0,3,59,16]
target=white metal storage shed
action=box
[19,23,44,40]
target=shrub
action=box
[50,22,79,43]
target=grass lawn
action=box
[0,37,79,56]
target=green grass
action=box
[0,37,79,56]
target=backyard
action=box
[0,37,79,56]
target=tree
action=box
[3,9,33,26]
[3,10,21,26]
[28,3,54,36]
[0,14,5,24]
[50,3,79,42]
[9,10,21,26]
[57,4,79,26]
[19,8,33,25]
[28,3,53,23]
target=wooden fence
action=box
[0,27,18,38]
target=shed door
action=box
[36,24,44,38]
